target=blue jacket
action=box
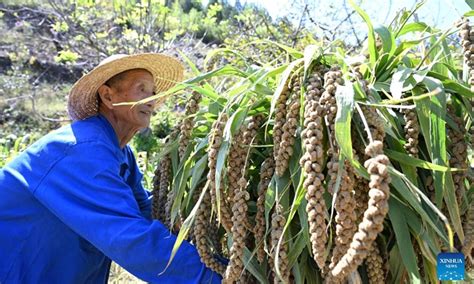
[0,114,221,283]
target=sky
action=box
[210,0,471,30]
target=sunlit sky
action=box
[204,0,471,29]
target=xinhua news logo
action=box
[437,252,465,281]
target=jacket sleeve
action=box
[33,141,221,284]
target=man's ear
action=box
[97,85,114,109]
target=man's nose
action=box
[146,99,157,109]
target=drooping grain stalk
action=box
[365,243,385,284]
[447,105,468,208]
[325,67,357,274]
[402,104,420,158]
[225,116,263,283]
[151,165,161,220]
[178,91,202,160]
[300,68,329,272]
[255,156,275,263]
[273,79,291,175]
[195,185,227,276]
[328,140,391,281]
[207,114,233,232]
[276,74,301,176]
[270,204,290,284]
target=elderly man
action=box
[0,54,222,283]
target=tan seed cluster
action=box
[151,165,161,220]
[402,108,420,158]
[329,141,391,281]
[225,187,250,282]
[328,161,357,271]
[227,128,245,208]
[360,106,385,142]
[276,75,302,176]
[179,91,202,160]
[195,187,227,276]
[207,114,233,232]
[351,64,369,93]
[228,115,263,223]
[152,157,172,223]
[225,116,263,282]
[300,69,328,271]
[270,204,290,284]
[255,156,276,263]
[365,244,385,284]
[158,155,172,226]
[457,18,474,88]
[320,68,343,150]
[447,106,468,206]
[273,80,291,171]
[354,179,369,221]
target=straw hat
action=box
[67,53,184,121]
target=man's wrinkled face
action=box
[106,69,156,130]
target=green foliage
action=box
[54,50,79,64]
[150,6,473,284]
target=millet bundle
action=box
[320,68,343,150]
[160,154,172,226]
[365,243,385,284]
[270,204,290,284]
[151,165,161,220]
[224,181,250,282]
[207,114,233,232]
[447,106,468,207]
[300,69,329,271]
[179,91,202,160]
[225,116,263,283]
[328,160,357,271]
[195,186,227,276]
[255,156,276,263]
[322,67,357,272]
[457,18,474,87]
[273,79,291,174]
[329,141,391,281]
[402,105,420,158]
[276,74,302,176]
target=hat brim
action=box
[67,53,184,121]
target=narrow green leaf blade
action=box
[388,198,421,282]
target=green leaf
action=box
[465,2,474,10]
[243,248,269,284]
[288,228,307,267]
[385,149,458,172]
[390,67,413,100]
[397,22,431,37]
[335,83,358,171]
[422,77,463,241]
[374,24,395,56]
[427,72,474,99]
[165,182,209,273]
[303,45,322,79]
[178,50,201,76]
[389,170,447,241]
[349,0,377,67]
[388,198,421,282]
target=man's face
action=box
[107,69,156,130]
